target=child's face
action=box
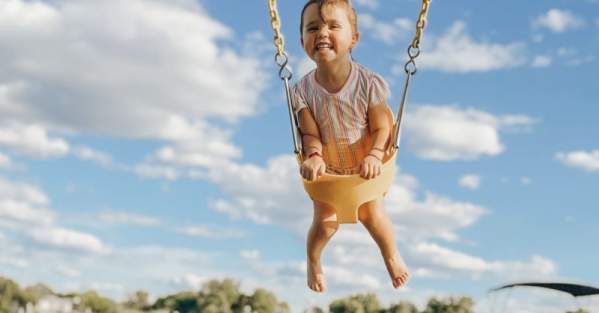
[301,3,359,66]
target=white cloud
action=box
[411,242,558,278]
[134,164,179,181]
[57,265,81,278]
[240,249,260,260]
[0,0,267,169]
[0,176,109,255]
[0,152,12,168]
[0,122,69,159]
[458,174,481,190]
[556,150,599,172]
[520,177,532,185]
[360,14,412,45]
[175,225,245,239]
[409,21,526,73]
[385,186,488,243]
[170,273,209,290]
[0,255,29,268]
[555,47,595,66]
[206,155,310,229]
[533,9,584,33]
[74,146,113,167]
[325,265,382,289]
[532,55,552,68]
[0,177,49,206]
[405,105,536,161]
[28,227,111,254]
[98,211,161,226]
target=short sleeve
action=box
[292,85,308,115]
[368,73,390,108]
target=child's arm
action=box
[298,108,323,157]
[297,108,326,181]
[368,103,391,159]
[361,103,390,179]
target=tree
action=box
[303,306,325,313]
[23,283,53,304]
[422,297,474,313]
[152,291,199,313]
[123,290,150,310]
[566,309,589,313]
[76,290,118,313]
[197,279,241,313]
[382,302,419,313]
[243,288,290,313]
[0,277,28,313]
[329,293,380,313]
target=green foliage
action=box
[422,297,474,313]
[197,279,241,313]
[23,283,53,303]
[303,306,325,313]
[76,290,118,313]
[0,277,29,313]
[152,279,289,313]
[152,291,199,312]
[123,290,150,310]
[329,293,381,313]
[0,275,489,313]
[566,309,590,313]
[382,302,419,313]
[242,288,290,313]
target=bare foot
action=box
[307,259,326,292]
[385,254,409,288]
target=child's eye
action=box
[307,27,318,32]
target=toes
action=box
[392,272,410,288]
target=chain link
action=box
[410,0,430,49]
[267,0,285,57]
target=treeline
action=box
[1,275,476,313]
[1,275,589,313]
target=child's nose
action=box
[317,27,329,38]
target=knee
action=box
[358,201,383,225]
[358,208,372,224]
[313,218,339,236]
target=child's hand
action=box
[301,155,326,181]
[360,153,383,179]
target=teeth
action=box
[316,43,331,49]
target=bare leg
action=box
[306,200,339,292]
[358,197,409,288]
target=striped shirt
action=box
[292,62,390,174]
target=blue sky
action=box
[0,0,598,312]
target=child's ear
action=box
[351,31,360,48]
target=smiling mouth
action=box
[315,43,332,51]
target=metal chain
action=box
[267,0,285,58]
[394,0,431,151]
[404,0,431,75]
[267,0,300,155]
[267,0,292,80]
[411,0,431,50]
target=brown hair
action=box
[300,0,358,35]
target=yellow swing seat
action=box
[300,106,397,224]
[302,152,396,224]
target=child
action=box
[292,0,410,292]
